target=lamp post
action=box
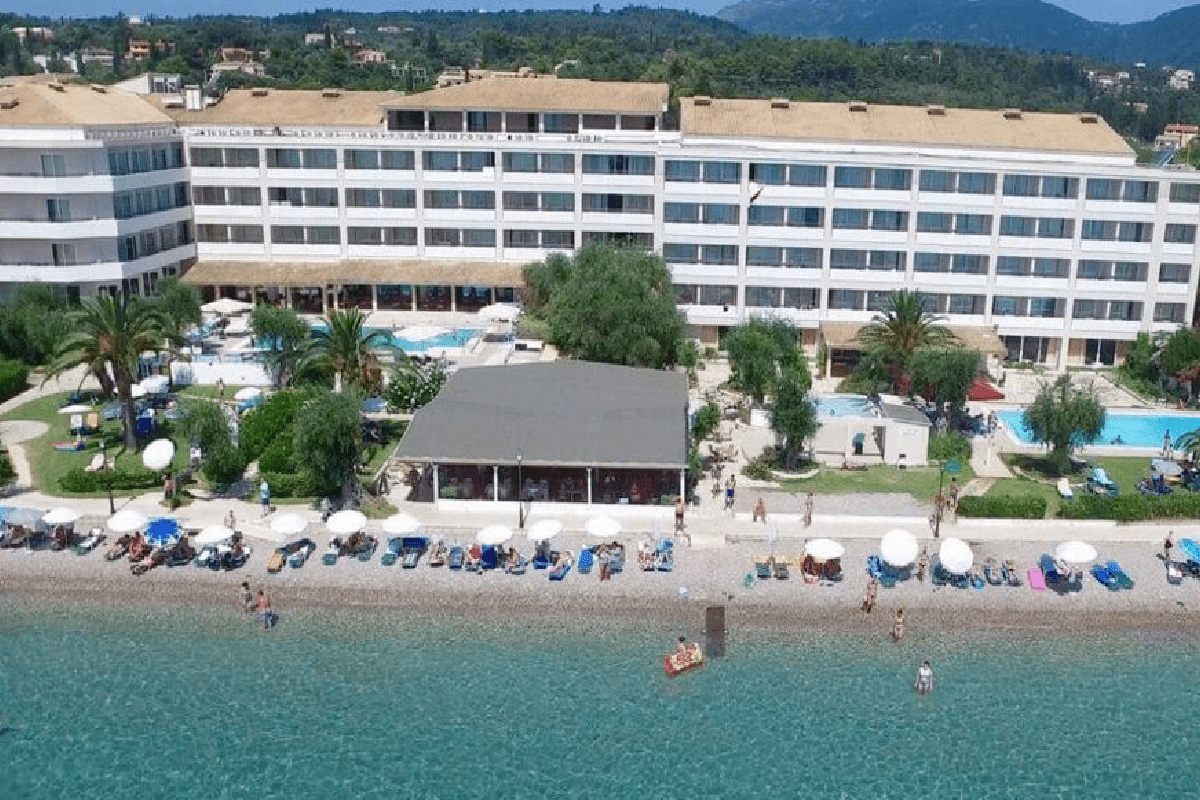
[101,433,115,514]
[516,450,525,529]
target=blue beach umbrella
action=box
[1178,538,1200,563]
[145,518,181,549]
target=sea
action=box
[1,599,1196,798]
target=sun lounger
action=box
[507,554,528,575]
[1167,561,1184,584]
[448,545,465,570]
[655,538,675,572]
[73,528,104,555]
[481,545,500,570]
[755,555,772,579]
[381,537,403,566]
[1106,560,1134,589]
[289,542,314,568]
[772,557,789,579]
[427,540,446,567]
[1002,560,1022,587]
[322,541,340,565]
[267,549,287,573]
[53,440,85,452]
[356,536,378,562]
[1056,477,1074,500]
[971,566,987,590]
[577,547,594,574]
[983,558,1004,586]
[1091,563,1118,590]
[549,551,573,581]
[194,544,216,568]
[1028,567,1046,591]
[401,537,425,568]
[83,453,105,473]
[606,546,625,573]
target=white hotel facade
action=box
[2,76,1199,369]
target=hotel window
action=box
[956,214,992,235]
[504,229,540,248]
[786,248,821,268]
[466,111,500,132]
[423,151,460,172]
[302,149,335,169]
[620,115,655,131]
[428,111,462,131]
[1081,219,1115,240]
[873,168,911,191]
[919,170,954,192]
[542,113,578,134]
[1086,179,1121,201]
[948,294,984,315]
[270,225,305,244]
[230,187,260,206]
[151,148,168,171]
[749,163,786,185]
[789,165,826,187]
[387,110,425,131]
[1113,261,1147,281]
[581,114,616,130]
[664,203,701,224]
[702,161,740,184]
[748,205,785,226]
[1160,263,1191,283]
[40,153,67,176]
[1072,299,1104,319]
[230,225,263,244]
[380,150,414,170]
[833,166,870,189]
[1002,174,1038,197]
[663,243,698,264]
[425,228,460,247]
[304,188,338,207]
[1117,221,1152,242]
[1164,223,1197,244]
[225,148,259,168]
[1033,258,1068,278]
[269,187,303,206]
[871,210,908,231]
[542,192,574,212]
[108,150,131,175]
[952,255,988,274]
[502,152,538,173]
[385,227,417,245]
[1000,216,1036,237]
[504,192,540,211]
[189,147,223,167]
[788,207,822,228]
[1122,181,1157,203]
[1037,218,1072,239]
[505,112,538,133]
[197,224,228,243]
[783,288,820,308]
[542,230,574,249]
[193,187,225,206]
[425,190,460,209]
[1077,260,1107,280]
[266,149,303,169]
[1155,302,1186,323]
[346,189,381,208]
[703,204,739,225]
[131,149,152,173]
[958,172,995,194]
[914,253,950,273]
[1040,176,1077,199]
[991,296,1021,316]
[1108,301,1141,321]
[113,194,134,219]
[349,227,383,245]
[1170,182,1200,203]
[307,226,339,245]
[382,189,415,208]
[746,246,782,266]
[664,160,701,182]
[867,291,895,311]
[345,149,379,170]
[832,208,869,230]
[701,245,738,266]
[582,193,653,214]
[461,191,495,210]
[746,287,782,308]
[675,285,700,304]
[461,152,495,172]
[582,154,654,176]
[700,285,737,306]
[828,289,864,310]
[581,231,652,248]
[917,212,953,233]
[995,256,1027,276]
[540,153,574,174]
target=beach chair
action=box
[448,545,465,570]
[507,551,528,575]
[481,545,500,570]
[577,547,594,574]
[772,557,789,580]
[356,536,378,562]
[134,415,154,439]
[84,412,100,433]
[322,540,340,565]
[1091,563,1119,590]
[755,555,772,580]
[427,540,446,567]
[381,537,403,566]
[549,551,573,581]
[531,543,551,570]
[638,541,656,571]
[83,453,105,473]
[1056,477,1074,501]
[656,538,675,572]
[73,528,104,555]
[401,537,426,568]
[1039,555,1068,590]
[194,544,216,568]
[289,542,314,568]
[1105,560,1134,589]
[606,546,625,574]
[267,548,287,573]
[866,555,885,581]
[983,558,1004,586]
[1028,567,1046,591]
[1001,560,1022,587]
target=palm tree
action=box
[856,290,956,394]
[45,294,169,450]
[1175,427,1200,459]
[152,276,202,387]
[311,308,394,394]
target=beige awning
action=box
[182,260,526,288]
[818,321,1006,356]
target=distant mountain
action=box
[716,0,1200,67]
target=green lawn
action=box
[987,454,1156,517]
[777,462,974,502]
[0,392,191,498]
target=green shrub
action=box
[259,471,314,498]
[0,447,16,486]
[691,401,720,443]
[59,464,160,493]
[238,390,309,463]
[0,359,29,402]
[257,434,295,474]
[929,432,972,464]
[742,456,776,482]
[202,443,246,489]
[956,495,1047,519]
[1059,492,1200,522]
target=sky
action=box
[7,0,1196,25]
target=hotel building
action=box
[1,76,1198,369]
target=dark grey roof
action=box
[396,361,688,468]
[881,403,932,427]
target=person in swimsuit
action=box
[239,581,254,613]
[891,608,906,642]
[675,636,689,654]
[914,661,934,694]
[862,578,878,614]
[256,589,274,629]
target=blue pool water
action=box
[307,325,478,353]
[814,394,873,417]
[5,600,1194,797]
[999,409,1200,447]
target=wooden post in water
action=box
[705,605,725,657]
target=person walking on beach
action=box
[752,497,767,523]
[239,581,254,613]
[1164,532,1174,564]
[724,476,736,512]
[256,589,274,629]
[916,550,929,582]
[891,609,906,642]
[675,496,686,533]
[862,578,878,614]
[259,479,271,516]
[225,509,236,532]
[803,492,813,527]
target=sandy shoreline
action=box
[3,532,1198,637]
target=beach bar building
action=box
[396,361,688,510]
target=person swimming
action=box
[914,661,934,694]
[1113,435,1125,445]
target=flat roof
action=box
[396,361,688,469]
[0,82,173,127]
[382,77,669,116]
[818,321,1006,356]
[158,89,403,127]
[881,403,932,427]
[680,98,1133,156]
[182,260,525,288]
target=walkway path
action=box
[969,433,1013,479]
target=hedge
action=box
[956,494,1047,519]
[0,359,29,402]
[239,390,309,463]
[1058,491,1200,522]
[59,465,160,493]
[259,471,314,499]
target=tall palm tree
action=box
[311,308,394,394]
[856,290,956,394]
[45,294,170,450]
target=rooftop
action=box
[680,98,1133,156]
[396,361,688,469]
[381,77,670,116]
[158,88,403,127]
[0,81,173,127]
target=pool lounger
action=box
[1106,560,1134,589]
[549,551,573,581]
[381,537,403,566]
[322,542,339,565]
[448,545,465,570]
[1028,567,1046,591]
[755,555,772,579]
[1091,563,1119,590]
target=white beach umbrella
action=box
[139,375,169,394]
[326,509,367,534]
[939,537,974,574]
[527,519,563,543]
[130,384,147,399]
[1055,540,1097,565]
[269,513,307,536]
[584,514,622,539]
[107,508,147,533]
[880,529,919,568]
[478,303,521,322]
[382,513,421,536]
[195,525,235,546]
[201,298,253,315]
[233,387,262,402]
[42,507,80,526]
[805,538,845,562]
[57,404,92,415]
[141,438,175,471]
[476,525,514,546]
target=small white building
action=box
[1168,69,1195,90]
[810,402,931,467]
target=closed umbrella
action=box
[145,518,181,548]
[269,513,307,536]
[195,525,235,546]
[880,529,919,567]
[939,538,974,574]
[527,519,563,543]
[584,515,622,539]
[806,538,845,562]
[42,507,80,526]
[1055,540,1097,565]
[477,525,514,545]
[201,298,253,315]
[327,509,367,534]
[57,404,92,415]
[382,514,420,536]
[141,438,175,470]
[107,508,147,533]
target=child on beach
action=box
[724,476,736,512]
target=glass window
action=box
[783,288,819,309]
[1002,174,1037,196]
[919,170,954,192]
[1040,176,1077,198]
[749,163,786,185]
[466,111,499,132]
[230,225,262,244]
[1000,216,1035,237]
[662,243,698,263]
[957,172,994,194]
[505,230,540,248]
[873,168,911,191]
[699,285,737,307]
[307,226,339,245]
[789,165,826,187]
[1037,218,1072,239]
[1077,260,1107,279]
[108,150,131,175]
[304,188,338,207]
[1029,298,1060,318]
[871,210,908,231]
[113,193,134,219]
[503,152,538,173]
[1122,181,1157,203]
[620,115,655,131]
[226,148,259,168]
[867,251,904,270]
[702,203,738,224]
[304,149,336,170]
[581,114,616,130]
[701,245,738,265]
[131,149,152,173]
[664,160,701,182]
[832,208,869,229]
[1113,261,1146,281]
[1072,299,1104,319]
[917,212,953,233]
[1108,301,1141,321]
[229,187,260,206]
[784,248,821,268]
[380,150,414,170]
[1170,182,1200,203]
[1118,221,1152,242]
[828,289,863,310]
[1081,219,1114,240]
[1086,179,1121,201]
[830,249,867,269]
[540,153,574,174]
[956,214,991,235]
[382,189,415,209]
[189,148,222,168]
[425,228,460,247]
[948,295,982,315]
[1164,223,1197,244]
[461,152,495,172]
[192,187,224,206]
[992,296,1020,316]
[748,205,785,226]
[197,224,227,243]
[702,161,740,184]
[582,154,653,175]
[349,227,383,245]
[385,227,417,245]
[788,207,822,228]
[664,203,700,224]
[746,287,782,308]
[746,246,782,267]
[424,151,459,171]
[996,256,1027,276]
[952,254,988,274]
[541,192,574,212]
[542,230,574,249]
[270,226,304,244]
[914,253,949,272]
[461,191,494,210]
[1033,258,1068,278]
[1160,263,1191,283]
[867,291,895,312]
[504,192,540,211]
[345,149,379,170]
[1155,303,1186,323]
[346,189,380,208]
[834,166,870,188]
[543,113,578,134]
[425,190,459,209]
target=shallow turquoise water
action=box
[815,394,873,418]
[1,602,1196,798]
[999,408,1200,448]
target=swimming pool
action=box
[307,324,480,353]
[813,394,873,417]
[998,409,1200,448]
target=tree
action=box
[292,391,362,500]
[384,359,447,413]
[524,244,685,369]
[770,366,819,470]
[177,399,244,487]
[1022,375,1106,474]
[153,276,202,382]
[46,294,169,450]
[312,308,393,394]
[722,318,801,403]
[1174,427,1200,459]
[0,284,72,365]
[1157,327,1200,396]
[250,305,313,388]
[909,347,980,412]
[856,290,955,394]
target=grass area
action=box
[983,477,1061,518]
[0,392,192,498]
[776,462,974,502]
[988,454,1157,517]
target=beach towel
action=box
[1028,568,1046,591]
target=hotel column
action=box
[586,467,593,505]
[493,465,500,503]
[431,463,439,501]
[679,468,686,499]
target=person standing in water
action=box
[914,661,934,694]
